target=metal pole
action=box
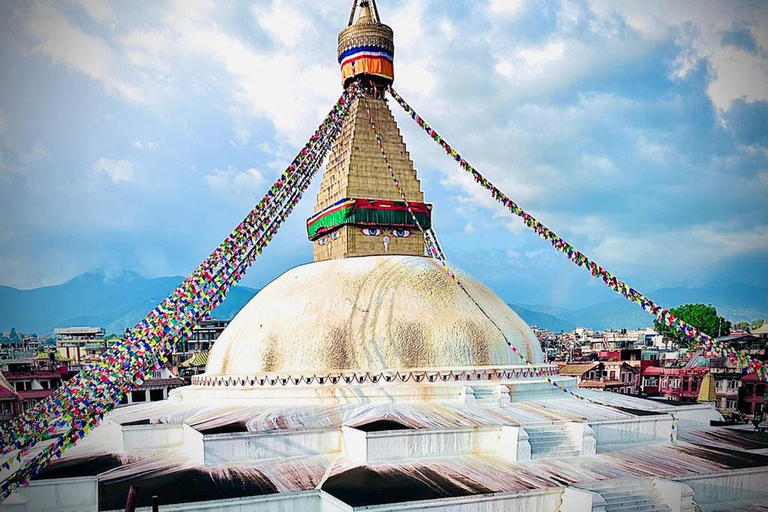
[152,495,160,512]
[124,485,140,512]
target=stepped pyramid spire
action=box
[307,1,432,262]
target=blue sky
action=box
[0,0,765,309]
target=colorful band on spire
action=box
[307,197,431,240]
[340,46,394,83]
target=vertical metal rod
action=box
[152,495,160,512]
[124,485,140,512]
[347,0,357,26]
[370,0,381,23]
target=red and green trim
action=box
[307,198,432,240]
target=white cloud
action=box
[26,4,143,104]
[487,0,526,18]
[205,166,266,207]
[131,140,157,150]
[593,224,768,274]
[590,0,768,111]
[92,157,138,184]
[69,0,112,23]
[439,19,456,39]
[252,0,312,48]
[120,30,169,72]
[157,0,338,145]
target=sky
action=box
[0,0,766,309]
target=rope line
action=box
[361,95,621,408]
[362,97,518,353]
[387,86,765,380]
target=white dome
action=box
[205,255,542,376]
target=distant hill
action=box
[0,272,763,335]
[0,271,258,334]
[519,283,767,331]
[509,304,576,332]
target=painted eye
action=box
[318,237,327,246]
[331,231,340,240]
[361,228,382,236]
[392,229,411,238]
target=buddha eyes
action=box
[359,228,411,237]
[318,237,327,245]
[331,231,340,240]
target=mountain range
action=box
[0,271,764,335]
[0,271,258,335]
[512,283,767,332]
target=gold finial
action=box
[338,0,394,87]
[357,1,374,24]
[347,0,382,27]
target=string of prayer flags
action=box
[387,86,765,380]
[0,85,359,500]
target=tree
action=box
[752,319,765,329]
[653,304,731,348]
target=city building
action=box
[172,319,230,368]
[0,372,18,421]
[117,365,184,406]
[641,366,709,401]
[177,350,210,380]
[558,362,603,383]
[1,358,65,416]
[53,326,107,363]
[559,361,639,395]
[739,373,767,418]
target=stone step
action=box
[598,486,654,496]
[601,493,671,512]
[531,448,580,459]
[604,497,658,508]
[528,438,574,447]
[531,443,578,452]
[530,442,576,451]
[587,481,653,491]
[605,504,669,512]
[528,432,569,438]
[601,490,655,499]
[522,423,565,430]
[527,430,568,437]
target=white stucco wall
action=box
[675,468,768,506]
[17,476,98,512]
[342,426,500,464]
[123,424,184,451]
[590,415,673,448]
[204,428,341,464]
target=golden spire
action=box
[306,1,431,262]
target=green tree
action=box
[653,304,731,348]
[751,319,765,329]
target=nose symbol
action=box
[383,235,391,252]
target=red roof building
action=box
[641,366,709,402]
[739,373,767,418]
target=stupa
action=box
[4,2,767,511]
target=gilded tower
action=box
[307,0,432,262]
